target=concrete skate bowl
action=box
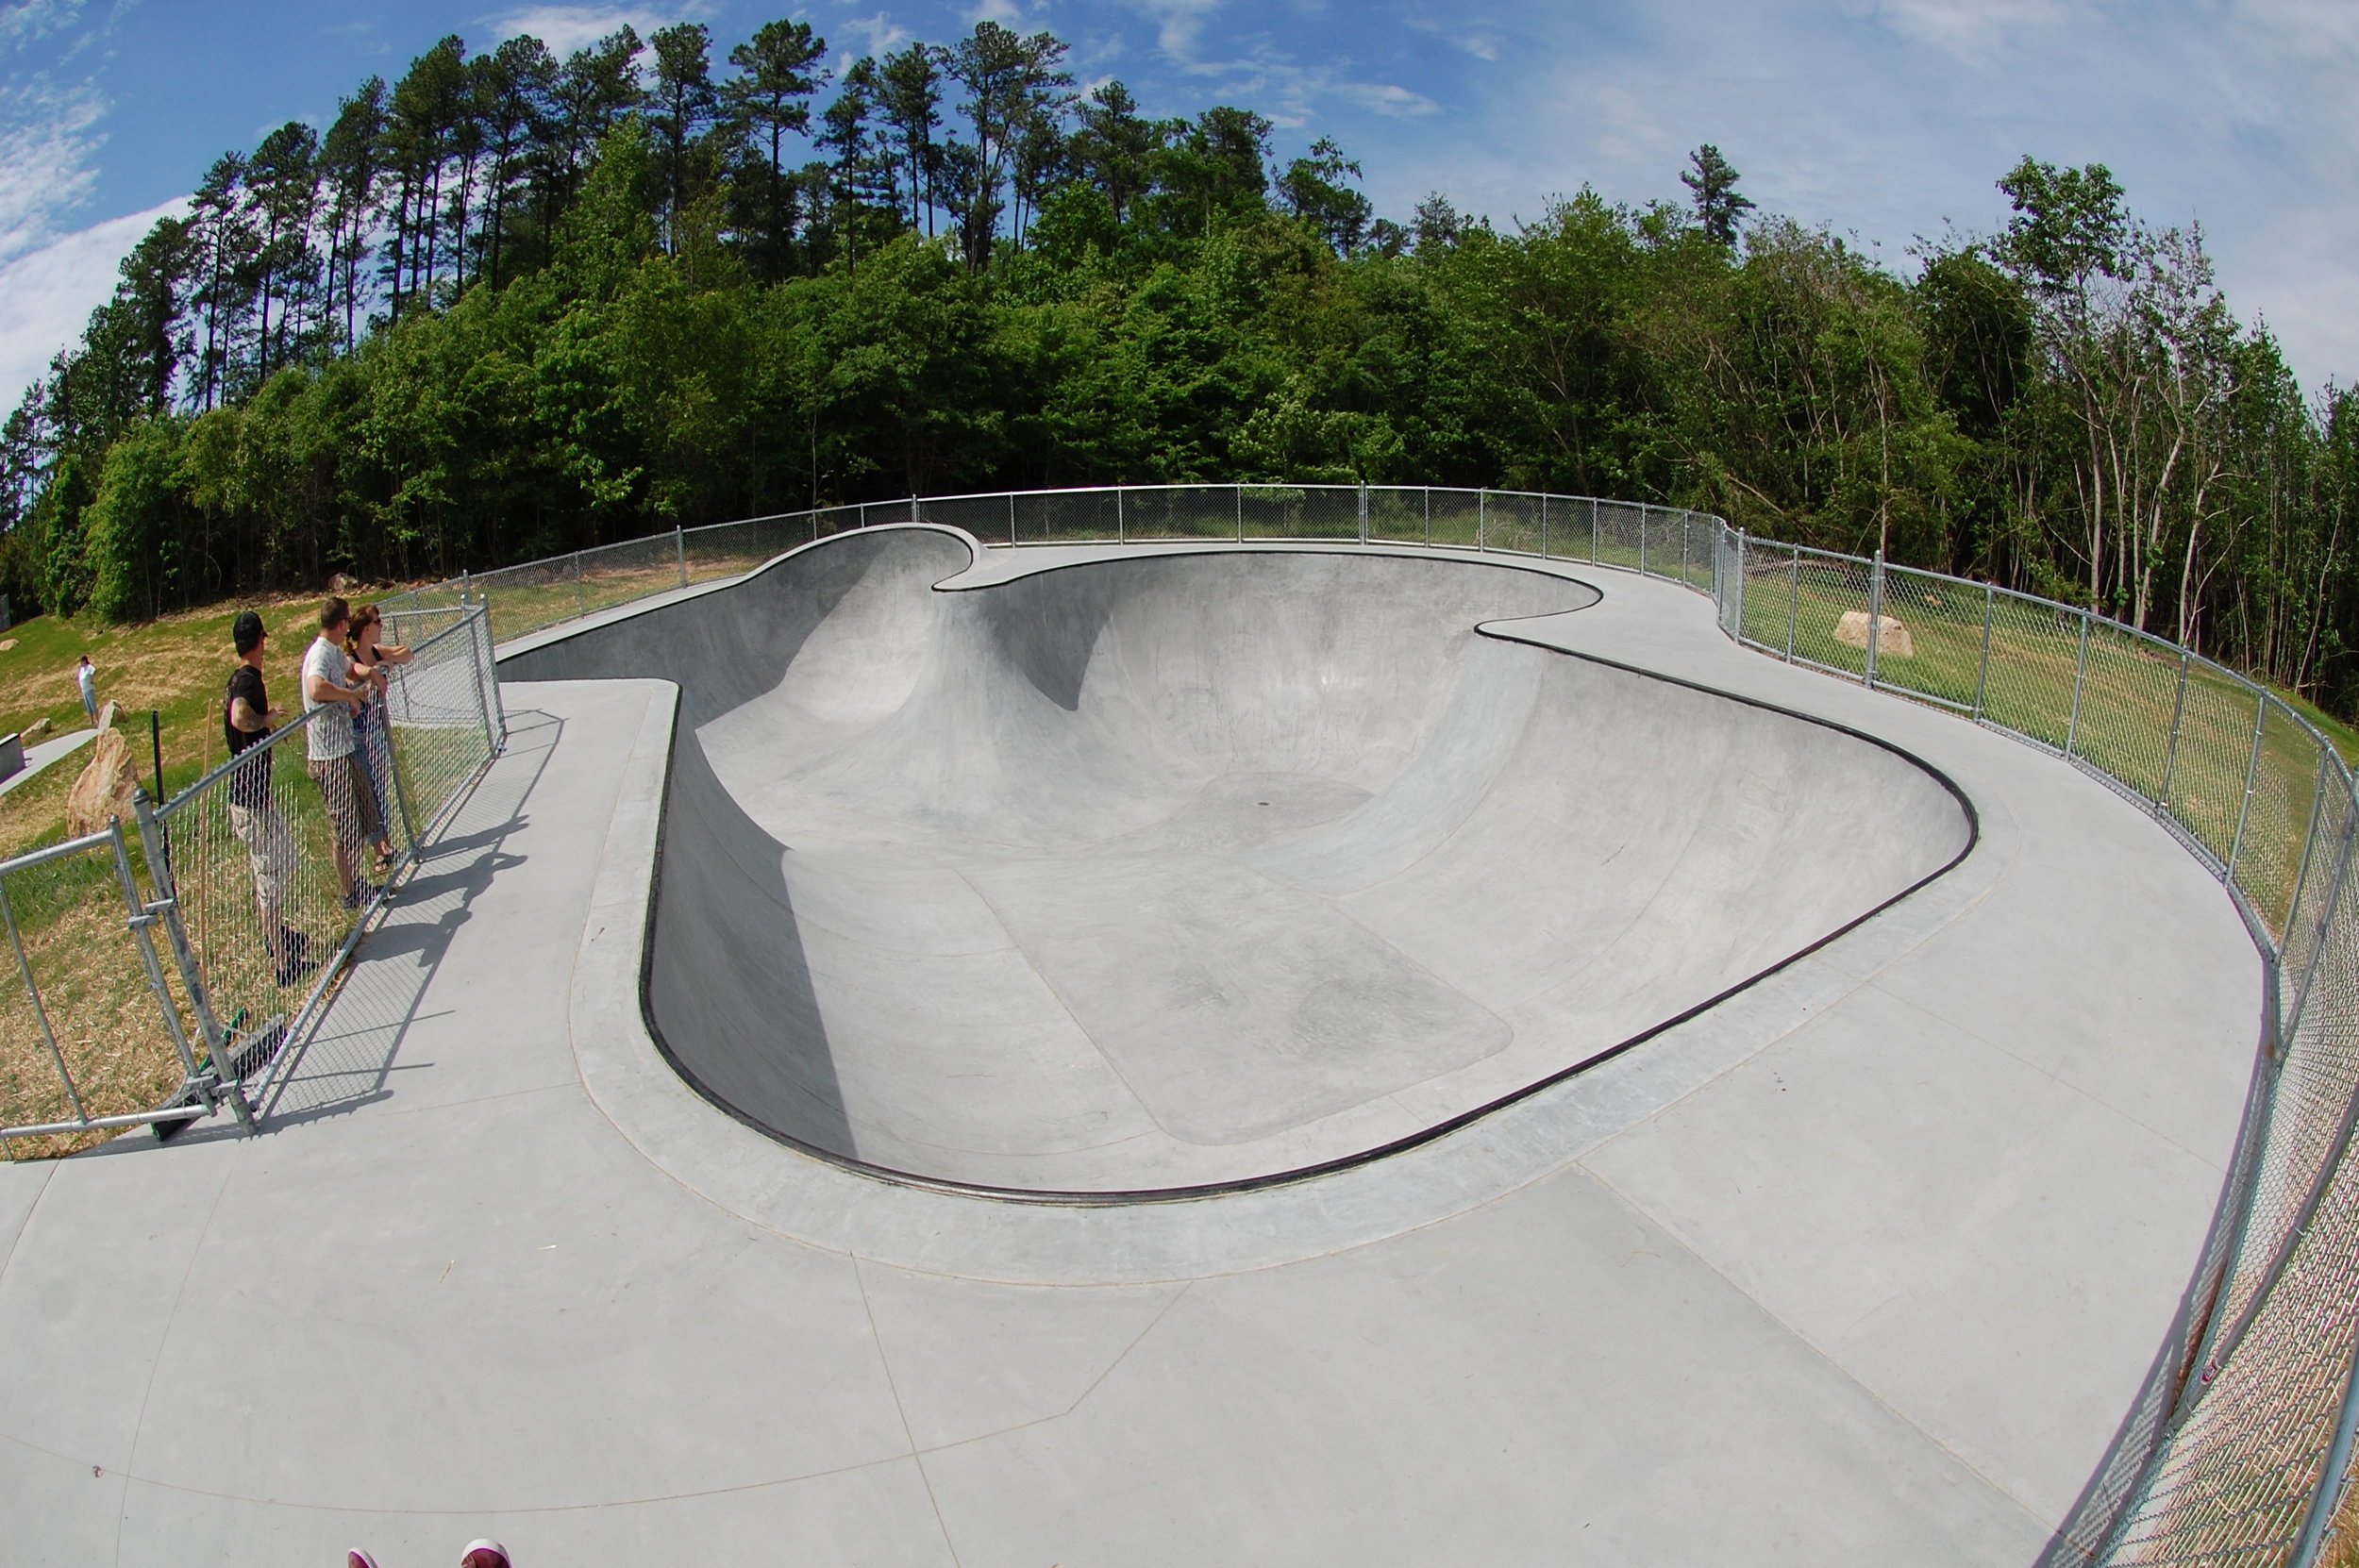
[506,525,1976,1197]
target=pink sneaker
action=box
[460,1543,511,1568]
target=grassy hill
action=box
[0,592,395,863]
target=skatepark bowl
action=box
[504,530,1974,1195]
[17,486,2359,1564]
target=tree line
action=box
[4,17,2356,712]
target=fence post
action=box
[573,551,586,619]
[1638,506,1648,575]
[1237,486,1246,542]
[1540,495,1549,559]
[675,525,687,588]
[0,875,85,1126]
[2292,1334,2359,1568]
[461,605,500,763]
[2065,610,2091,759]
[1478,490,1487,552]
[1424,488,1431,548]
[2161,650,2191,809]
[460,567,470,607]
[1865,551,1885,689]
[2285,750,2334,946]
[1730,529,1746,636]
[1010,493,1018,545]
[131,798,253,1132]
[1117,485,1126,544]
[376,670,423,853]
[1591,498,1599,562]
[1681,512,1692,586]
[108,819,217,1123]
[1358,485,1369,545]
[2228,692,2268,881]
[1786,546,1799,661]
[1975,584,1996,720]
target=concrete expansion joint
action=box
[851,1258,964,1565]
[1575,1158,2056,1535]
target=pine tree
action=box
[1681,144,1755,246]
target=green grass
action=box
[0,590,496,1155]
[1732,560,2343,941]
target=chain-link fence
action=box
[34,488,2359,1564]
[0,604,503,1154]
[1723,533,2359,1567]
[372,485,1728,645]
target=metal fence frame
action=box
[0,603,504,1150]
[1716,528,2359,1568]
[83,490,2359,1560]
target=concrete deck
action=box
[0,537,2262,1564]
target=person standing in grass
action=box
[224,612,312,988]
[301,597,383,910]
[75,654,96,724]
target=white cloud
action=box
[1856,0,2077,65]
[1331,80,1437,118]
[0,72,102,259]
[836,10,912,58]
[0,0,110,262]
[481,5,685,56]
[1400,8,1505,62]
[0,196,189,412]
[1121,0,1227,58]
[0,0,86,51]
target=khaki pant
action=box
[227,800,294,917]
[307,753,382,860]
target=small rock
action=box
[0,638,16,652]
[22,716,51,741]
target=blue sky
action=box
[1,0,2353,410]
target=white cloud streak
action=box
[0,72,102,260]
[835,9,912,58]
[481,5,689,56]
[0,195,188,411]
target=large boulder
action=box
[1835,609,1915,658]
[66,727,140,837]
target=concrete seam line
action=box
[0,1159,57,1288]
[850,1257,966,1567]
[1575,1156,2058,1535]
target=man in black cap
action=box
[226,611,311,987]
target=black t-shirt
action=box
[225,663,272,809]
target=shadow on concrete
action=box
[644,722,852,1157]
[258,709,563,1128]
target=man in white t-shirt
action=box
[302,596,385,909]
